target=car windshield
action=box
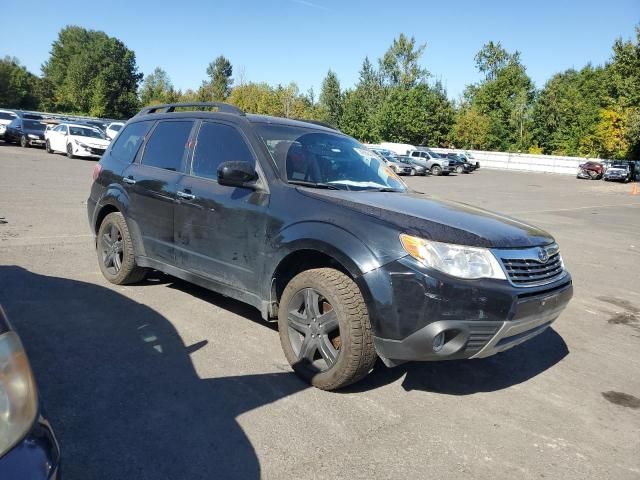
[426,149,442,158]
[611,164,627,169]
[24,120,46,130]
[69,126,106,139]
[257,124,407,192]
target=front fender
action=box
[270,221,382,279]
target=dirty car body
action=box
[87,102,573,387]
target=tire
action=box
[66,143,75,159]
[431,165,442,176]
[45,140,53,154]
[278,268,376,391]
[409,168,416,176]
[455,165,464,174]
[20,135,29,148]
[96,212,147,285]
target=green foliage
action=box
[379,33,428,88]
[199,55,233,101]
[318,70,343,127]
[453,107,491,150]
[227,81,319,120]
[463,43,535,151]
[0,56,40,109]
[140,67,176,106]
[42,26,142,118]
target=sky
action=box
[1,0,638,100]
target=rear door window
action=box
[109,121,153,164]
[191,122,254,180]
[142,121,194,172]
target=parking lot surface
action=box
[1,142,639,480]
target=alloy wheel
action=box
[100,222,124,275]
[287,287,341,371]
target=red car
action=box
[577,161,604,180]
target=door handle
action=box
[177,190,196,201]
[123,176,136,185]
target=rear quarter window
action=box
[109,121,153,164]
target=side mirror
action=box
[217,161,258,188]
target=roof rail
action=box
[135,102,244,117]
[293,118,338,130]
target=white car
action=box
[45,123,110,159]
[105,122,125,140]
[0,109,18,139]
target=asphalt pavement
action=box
[0,142,639,479]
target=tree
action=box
[318,70,342,126]
[379,33,428,88]
[200,55,233,101]
[454,107,491,150]
[140,67,175,106]
[462,42,535,151]
[340,58,385,141]
[474,41,514,81]
[42,26,142,117]
[0,56,40,109]
[373,84,455,145]
[579,108,629,159]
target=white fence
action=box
[429,148,608,175]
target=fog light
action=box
[433,332,445,352]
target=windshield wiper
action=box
[366,187,403,192]
[288,180,342,190]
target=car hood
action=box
[24,128,45,137]
[300,189,554,248]
[607,167,626,173]
[71,135,110,147]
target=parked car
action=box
[368,148,412,175]
[603,163,632,182]
[379,142,416,156]
[3,118,47,148]
[396,156,427,175]
[460,152,480,169]
[0,109,18,140]
[576,161,605,180]
[446,153,475,174]
[0,306,61,479]
[105,122,125,140]
[409,148,453,175]
[88,102,573,391]
[45,123,110,159]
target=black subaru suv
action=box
[87,103,573,390]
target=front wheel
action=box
[66,143,75,158]
[20,135,29,148]
[455,165,464,174]
[431,165,442,176]
[45,140,53,154]
[278,268,376,391]
[409,168,416,176]
[97,212,147,285]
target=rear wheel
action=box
[278,268,376,391]
[431,165,442,176]
[97,212,147,285]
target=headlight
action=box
[400,234,506,280]
[27,134,39,139]
[73,140,89,149]
[0,331,38,457]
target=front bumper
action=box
[28,138,46,147]
[360,256,573,366]
[72,145,105,158]
[0,413,61,479]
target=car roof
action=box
[132,110,338,134]
[62,123,102,131]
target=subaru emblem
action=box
[538,248,549,263]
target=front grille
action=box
[500,250,564,286]
[90,147,106,155]
[495,243,565,287]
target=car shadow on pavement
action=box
[345,327,569,395]
[0,266,308,480]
